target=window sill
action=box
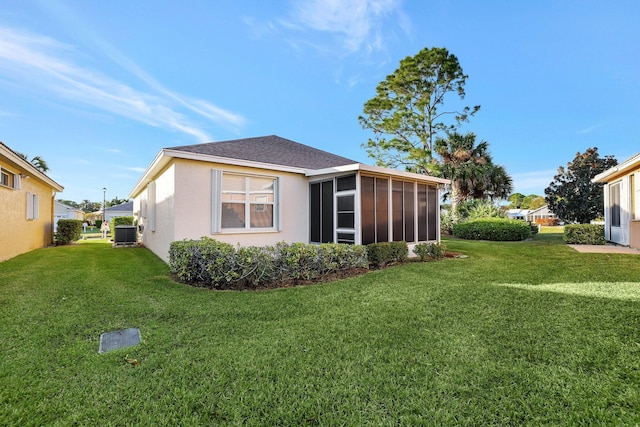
[216,228,279,235]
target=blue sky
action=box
[1,0,638,203]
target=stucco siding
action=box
[0,162,55,262]
[138,163,176,262]
[170,159,309,256]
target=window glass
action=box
[221,173,276,230]
[611,182,621,227]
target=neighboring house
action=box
[54,201,84,231]
[104,201,133,222]
[526,205,556,223]
[129,135,449,262]
[592,152,640,249]
[506,209,530,220]
[0,142,64,262]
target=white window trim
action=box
[214,170,279,233]
[1,167,19,190]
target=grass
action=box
[1,231,639,425]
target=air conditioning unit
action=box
[114,225,137,245]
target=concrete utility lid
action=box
[99,328,141,353]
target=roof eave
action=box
[0,142,64,192]
[306,163,450,184]
[592,152,640,183]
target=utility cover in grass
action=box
[99,328,141,353]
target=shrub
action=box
[366,241,408,267]
[169,239,368,289]
[440,209,459,235]
[529,222,539,236]
[412,242,446,261]
[55,219,83,244]
[110,216,134,236]
[453,218,531,241]
[564,224,605,245]
[459,199,505,220]
[535,218,560,226]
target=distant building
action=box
[54,201,84,231]
[104,201,133,222]
[526,205,556,223]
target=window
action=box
[221,173,276,230]
[1,167,18,189]
[610,182,621,227]
[26,192,39,220]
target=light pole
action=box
[103,187,107,222]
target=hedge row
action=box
[55,219,83,244]
[453,218,531,241]
[564,224,605,245]
[169,238,369,289]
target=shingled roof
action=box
[167,135,357,170]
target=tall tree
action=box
[359,47,480,174]
[522,194,545,210]
[544,147,617,224]
[109,197,130,207]
[434,131,512,211]
[17,152,50,172]
[507,193,525,209]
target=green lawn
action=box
[1,232,639,425]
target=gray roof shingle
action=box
[167,135,357,170]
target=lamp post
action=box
[103,187,107,222]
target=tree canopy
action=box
[434,131,512,211]
[544,147,617,224]
[17,152,50,172]
[359,46,480,174]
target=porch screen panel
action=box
[417,184,428,241]
[404,182,415,243]
[361,176,375,245]
[392,180,403,241]
[427,185,437,240]
[321,180,334,243]
[310,182,321,242]
[375,178,389,242]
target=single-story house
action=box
[104,201,133,222]
[592,152,640,249]
[1,142,64,262]
[54,201,84,231]
[526,205,556,223]
[129,135,449,262]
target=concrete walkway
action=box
[568,244,640,254]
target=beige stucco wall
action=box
[135,158,310,262]
[0,160,56,262]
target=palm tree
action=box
[16,152,50,173]
[434,132,512,211]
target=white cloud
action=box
[282,0,407,54]
[0,26,246,142]
[579,122,606,134]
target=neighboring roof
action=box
[105,201,133,212]
[527,205,552,215]
[55,201,83,211]
[168,135,357,170]
[0,141,64,192]
[592,152,640,183]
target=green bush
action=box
[366,241,408,267]
[453,218,531,241]
[412,242,446,261]
[55,219,83,244]
[109,216,134,237]
[169,239,368,289]
[564,224,605,245]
